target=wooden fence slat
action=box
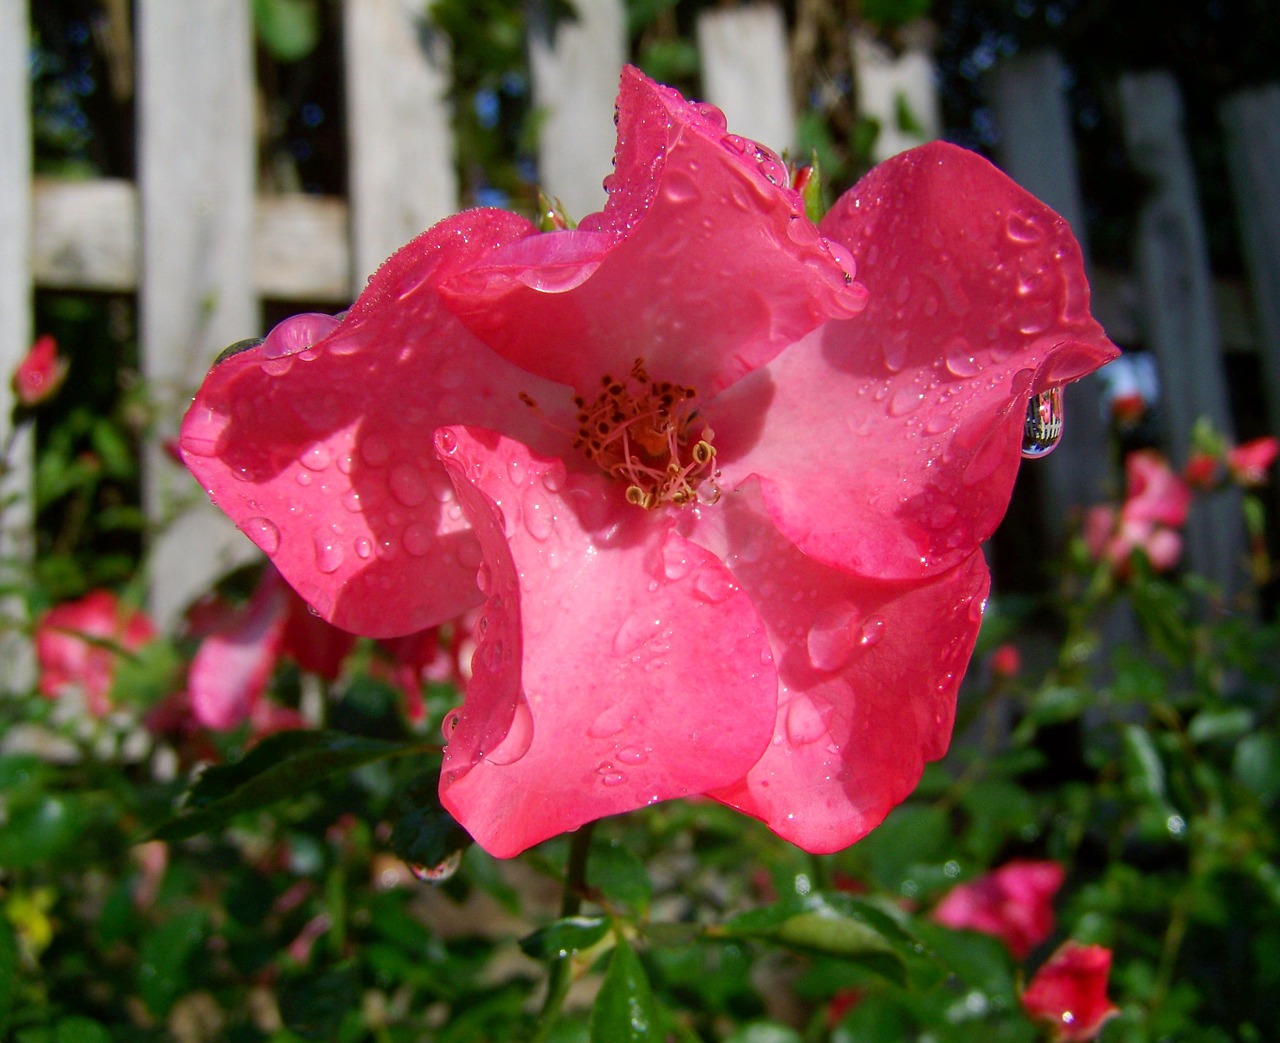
[697,3,795,155]
[137,0,261,628]
[0,0,34,690]
[343,0,457,287]
[1220,84,1280,427]
[1118,70,1243,595]
[853,27,940,162]
[987,50,1113,526]
[529,0,626,222]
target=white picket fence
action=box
[2,0,1278,647]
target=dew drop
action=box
[660,541,694,581]
[858,615,885,648]
[360,433,391,467]
[295,471,313,486]
[523,490,554,541]
[403,522,432,556]
[475,563,490,592]
[301,444,331,471]
[1021,386,1064,459]
[336,453,354,475]
[342,489,364,513]
[888,386,925,418]
[785,698,827,746]
[616,745,649,765]
[588,703,632,739]
[483,697,534,766]
[245,516,280,554]
[390,463,430,507]
[944,337,982,378]
[806,601,859,671]
[693,569,736,604]
[354,536,372,559]
[313,531,345,573]
[664,171,701,204]
[1005,210,1045,243]
[409,849,463,884]
[613,612,661,655]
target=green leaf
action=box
[253,0,320,62]
[138,909,206,1016]
[1235,733,1280,804]
[719,894,913,984]
[520,916,611,960]
[588,839,651,913]
[0,914,16,1036]
[154,730,416,841]
[725,1024,802,1043]
[1122,724,1168,805]
[53,1018,112,1043]
[1188,707,1255,745]
[590,935,659,1043]
[0,794,86,868]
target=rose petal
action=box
[189,571,289,730]
[438,66,866,399]
[180,209,572,637]
[688,486,989,852]
[434,426,777,857]
[708,142,1118,581]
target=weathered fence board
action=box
[1221,84,1280,430]
[343,0,457,286]
[1119,71,1243,595]
[987,50,1113,524]
[137,0,261,627]
[697,3,796,155]
[0,0,33,689]
[529,0,626,221]
[853,27,941,162]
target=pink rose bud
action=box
[12,334,69,407]
[1021,941,1120,1041]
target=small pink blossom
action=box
[35,590,157,716]
[932,859,1064,959]
[180,68,1117,857]
[1085,451,1189,574]
[1021,941,1120,1041]
[12,334,69,407]
[1227,436,1279,487]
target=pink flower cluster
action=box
[1084,451,1190,574]
[931,860,1118,1040]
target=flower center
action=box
[571,358,721,509]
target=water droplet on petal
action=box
[245,516,280,554]
[390,463,429,506]
[1005,210,1045,243]
[589,703,632,739]
[660,541,694,581]
[523,490,554,541]
[360,433,390,466]
[403,522,432,556]
[1021,386,1064,459]
[858,615,885,649]
[693,569,736,604]
[785,698,827,746]
[616,745,648,765]
[313,531,345,573]
[944,337,981,378]
[483,696,534,766]
[613,612,661,655]
[664,170,701,204]
[301,444,331,471]
[807,601,859,671]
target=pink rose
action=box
[12,334,69,407]
[36,590,157,716]
[1021,941,1120,1041]
[932,859,1064,959]
[1085,451,1189,574]
[179,67,1117,856]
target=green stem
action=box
[530,821,597,1043]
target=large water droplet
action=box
[1021,386,1064,459]
[409,849,463,884]
[613,612,661,655]
[807,602,859,671]
[523,490,554,541]
[245,516,280,554]
[313,530,345,573]
[389,464,429,506]
[785,698,827,746]
[588,702,632,739]
[301,444,331,471]
[664,170,701,204]
[360,433,391,466]
[483,696,534,766]
[616,745,649,765]
[858,616,885,649]
[403,522,432,556]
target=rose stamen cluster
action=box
[572,357,719,509]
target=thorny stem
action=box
[529,821,597,1043]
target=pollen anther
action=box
[572,358,721,510]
